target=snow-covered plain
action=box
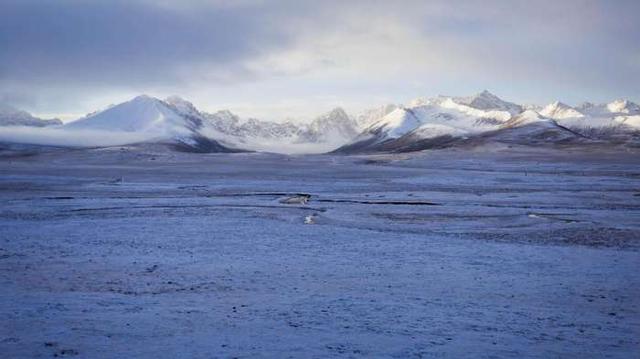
[1,144,639,358]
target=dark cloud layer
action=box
[0,0,288,85]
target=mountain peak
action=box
[309,107,352,126]
[126,94,165,108]
[131,94,156,102]
[540,101,583,119]
[65,94,185,132]
[477,89,496,98]
[301,107,358,143]
[454,91,522,115]
[322,107,349,119]
[469,90,504,104]
[546,101,574,110]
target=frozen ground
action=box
[1,144,639,358]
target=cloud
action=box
[0,0,288,83]
[1,0,638,118]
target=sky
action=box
[1,0,639,122]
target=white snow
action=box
[456,90,523,114]
[409,123,466,139]
[614,115,640,128]
[503,109,555,127]
[362,92,519,141]
[439,97,513,122]
[65,95,190,136]
[367,107,423,138]
[540,101,585,119]
[607,99,640,115]
[1,148,639,358]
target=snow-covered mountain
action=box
[67,95,193,132]
[542,99,639,120]
[336,91,524,152]
[298,108,358,143]
[204,110,301,140]
[491,110,583,144]
[535,99,640,141]
[335,91,598,153]
[199,105,362,153]
[3,91,639,153]
[0,104,62,127]
[64,95,237,152]
[69,95,363,154]
[409,90,522,116]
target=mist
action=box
[0,126,163,148]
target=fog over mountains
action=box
[1,91,639,154]
[0,104,62,128]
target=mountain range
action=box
[334,91,639,153]
[1,91,638,153]
[0,104,62,127]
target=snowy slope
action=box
[339,91,640,153]
[362,107,423,139]
[614,115,640,128]
[540,101,584,119]
[336,91,521,152]
[355,104,399,128]
[66,95,193,133]
[334,92,611,153]
[410,90,522,116]
[539,100,640,137]
[573,99,640,118]
[502,110,556,128]
[62,95,237,152]
[489,110,582,143]
[452,90,523,115]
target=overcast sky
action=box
[1,0,639,121]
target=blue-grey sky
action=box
[1,0,639,121]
